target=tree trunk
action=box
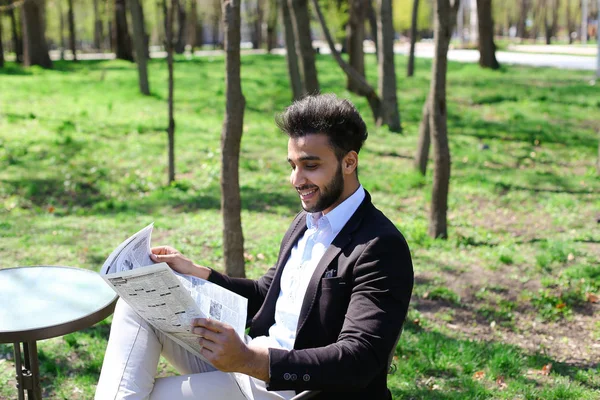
[221,0,246,278]
[377,0,401,132]
[282,0,303,100]
[266,0,278,51]
[566,0,574,44]
[175,0,187,53]
[9,9,23,63]
[427,0,460,239]
[366,0,378,58]
[212,0,221,48]
[22,0,53,68]
[346,0,367,93]
[252,0,264,49]
[597,0,600,78]
[187,0,198,51]
[312,0,382,123]
[581,0,588,44]
[166,0,176,183]
[67,0,77,61]
[129,0,150,94]
[550,0,559,42]
[407,0,419,77]
[477,0,499,69]
[516,0,528,40]
[414,95,431,175]
[289,0,319,95]
[58,0,66,60]
[0,19,4,68]
[93,0,103,49]
[115,0,134,61]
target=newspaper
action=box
[100,224,253,399]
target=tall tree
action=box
[212,0,221,48]
[8,8,23,63]
[581,0,588,43]
[251,0,264,49]
[288,0,319,94]
[516,0,529,40]
[346,0,367,93]
[0,17,4,68]
[366,0,378,58]
[187,0,199,51]
[58,0,66,59]
[166,0,176,183]
[281,0,303,100]
[407,0,420,77]
[67,0,77,61]
[175,0,187,53]
[596,0,600,78]
[266,0,278,51]
[376,0,402,132]
[566,0,575,43]
[543,0,560,44]
[312,0,383,123]
[421,0,460,238]
[93,0,103,49]
[477,0,499,69]
[22,0,53,68]
[129,0,150,94]
[221,0,246,278]
[114,0,134,60]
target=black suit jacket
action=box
[209,191,414,399]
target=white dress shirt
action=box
[251,185,365,351]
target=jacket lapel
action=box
[295,192,372,337]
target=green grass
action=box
[1,53,599,398]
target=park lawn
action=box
[0,53,599,399]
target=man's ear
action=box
[343,151,358,175]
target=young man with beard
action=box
[95,94,413,400]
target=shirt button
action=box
[284,373,291,380]
[303,374,310,382]
[291,374,297,381]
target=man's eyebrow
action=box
[287,155,321,162]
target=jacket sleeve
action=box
[208,267,275,321]
[266,233,414,392]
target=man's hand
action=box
[150,246,211,280]
[192,318,270,382]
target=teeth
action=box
[300,188,317,196]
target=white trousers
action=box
[95,299,296,400]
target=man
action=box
[96,94,413,400]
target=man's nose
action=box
[290,167,305,187]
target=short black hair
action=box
[275,94,368,160]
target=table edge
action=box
[0,266,118,343]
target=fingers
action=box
[151,246,178,256]
[192,326,220,342]
[192,318,228,333]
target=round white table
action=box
[0,266,118,400]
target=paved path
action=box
[6,43,597,71]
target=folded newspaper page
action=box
[100,223,155,275]
[100,224,253,399]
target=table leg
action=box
[12,342,25,400]
[23,341,42,400]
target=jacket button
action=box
[291,374,297,381]
[284,373,291,380]
[303,374,310,382]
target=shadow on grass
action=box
[390,321,599,399]
[0,63,33,75]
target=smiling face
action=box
[287,133,359,214]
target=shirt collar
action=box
[306,185,365,236]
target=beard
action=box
[301,163,345,213]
